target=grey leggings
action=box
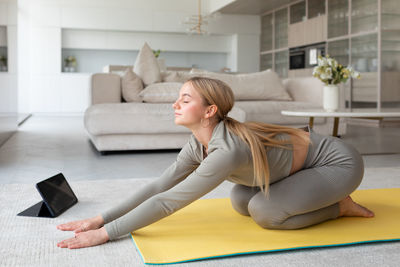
[230,129,364,229]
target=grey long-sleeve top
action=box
[102,121,293,240]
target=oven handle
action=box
[290,51,305,56]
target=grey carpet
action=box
[1,171,400,267]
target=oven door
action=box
[289,51,305,70]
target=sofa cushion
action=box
[91,73,122,105]
[134,42,162,86]
[139,82,183,103]
[190,69,293,101]
[234,101,326,125]
[282,77,324,105]
[121,68,144,102]
[85,103,187,135]
[161,70,193,83]
[84,103,246,135]
[89,133,192,151]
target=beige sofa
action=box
[84,71,346,153]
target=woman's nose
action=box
[172,100,179,109]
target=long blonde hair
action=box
[187,76,311,195]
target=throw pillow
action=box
[190,68,208,73]
[189,69,293,101]
[134,42,162,87]
[121,68,144,102]
[139,82,183,103]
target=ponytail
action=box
[224,117,310,196]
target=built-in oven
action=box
[289,49,305,69]
[289,42,326,70]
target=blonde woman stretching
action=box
[57,77,374,249]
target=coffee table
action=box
[281,108,400,137]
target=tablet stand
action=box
[17,201,53,218]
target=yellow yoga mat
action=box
[131,188,400,265]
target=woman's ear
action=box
[206,105,218,118]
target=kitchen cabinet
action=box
[275,8,288,49]
[328,0,349,39]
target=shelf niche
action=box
[61,28,230,74]
[61,48,228,74]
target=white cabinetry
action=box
[327,0,400,109]
[305,15,327,45]
[288,15,327,47]
[31,74,91,114]
[288,21,305,47]
[260,7,289,77]
[261,0,400,110]
[261,0,326,77]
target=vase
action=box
[323,84,339,112]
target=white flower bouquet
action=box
[313,55,360,85]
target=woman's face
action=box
[172,82,208,128]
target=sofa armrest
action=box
[91,73,122,105]
[282,77,323,106]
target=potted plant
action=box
[0,55,7,72]
[313,55,360,112]
[64,55,77,72]
[153,49,166,71]
[152,49,161,58]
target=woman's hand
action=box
[56,215,104,233]
[57,227,109,249]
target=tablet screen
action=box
[36,173,78,217]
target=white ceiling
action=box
[217,0,300,15]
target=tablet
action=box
[17,173,78,218]
[36,173,78,217]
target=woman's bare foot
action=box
[339,196,375,218]
[57,227,109,249]
[56,215,104,233]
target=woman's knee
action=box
[248,193,287,229]
[230,184,259,216]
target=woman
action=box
[57,77,374,249]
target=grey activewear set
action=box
[102,121,364,240]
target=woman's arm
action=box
[104,147,246,240]
[101,140,199,225]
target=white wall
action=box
[0,0,18,146]
[19,0,260,114]
[17,0,31,114]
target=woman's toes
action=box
[361,206,375,217]
[351,202,374,218]
[339,195,375,218]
